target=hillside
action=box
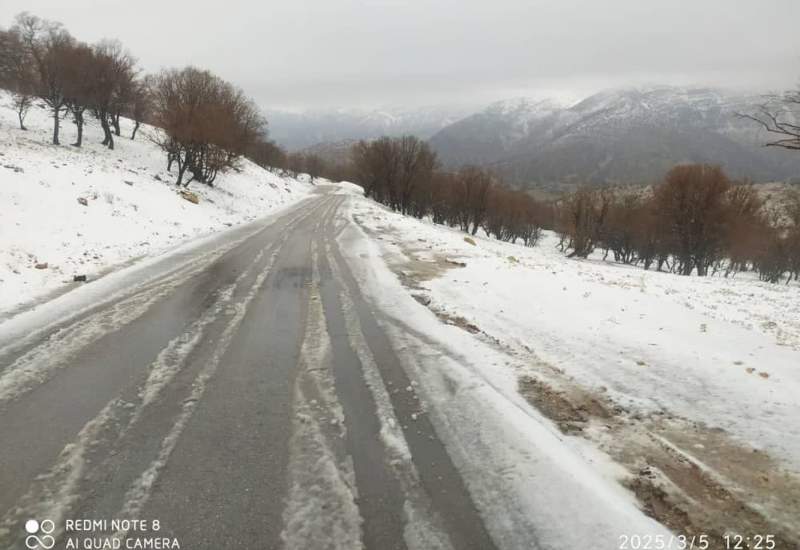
[299,139,359,166]
[429,86,800,189]
[0,91,312,315]
[344,194,800,544]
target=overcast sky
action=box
[2,0,799,111]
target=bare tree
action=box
[129,77,152,140]
[722,184,765,276]
[304,153,325,183]
[485,186,545,246]
[395,136,437,215]
[428,172,459,225]
[0,26,36,130]
[452,166,492,235]
[351,137,400,202]
[654,164,731,276]
[151,66,264,186]
[560,186,611,258]
[111,66,136,136]
[13,13,75,144]
[89,40,136,150]
[740,91,800,151]
[247,136,288,172]
[62,42,94,146]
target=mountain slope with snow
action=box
[430,86,800,187]
[425,97,567,167]
[0,91,312,315]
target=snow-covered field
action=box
[0,91,312,315]
[341,194,800,543]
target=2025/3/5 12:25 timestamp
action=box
[724,534,777,549]
[619,534,778,549]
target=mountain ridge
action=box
[429,85,800,188]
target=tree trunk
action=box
[17,110,27,130]
[131,121,140,140]
[176,155,187,186]
[52,107,60,145]
[73,111,84,147]
[74,120,83,147]
[100,116,115,150]
[101,115,110,145]
[112,112,121,136]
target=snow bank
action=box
[0,91,312,314]
[337,199,674,548]
[342,194,800,498]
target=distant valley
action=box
[265,105,474,151]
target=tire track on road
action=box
[0,197,330,548]
[321,195,497,550]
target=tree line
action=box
[0,12,285,187]
[345,136,798,284]
[0,14,144,148]
[555,164,800,283]
[247,145,332,183]
[349,135,549,247]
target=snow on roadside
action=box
[343,195,800,474]
[0,91,312,314]
[335,193,674,548]
[334,190,800,544]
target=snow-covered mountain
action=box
[425,97,568,167]
[429,86,800,187]
[266,105,474,151]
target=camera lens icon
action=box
[24,519,55,549]
[25,520,40,534]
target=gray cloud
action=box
[2,0,798,110]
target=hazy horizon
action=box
[264,82,784,115]
[1,0,799,112]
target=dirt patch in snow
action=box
[430,310,481,334]
[618,422,800,550]
[356,215,482,335]
[518,374,800,549]
[357,218,488,338]
[397,254,457,289]
[354,214,465,291]
[518,375,612,434]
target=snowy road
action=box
[0,190,494,549]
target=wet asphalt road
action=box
[0,190,496,550]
